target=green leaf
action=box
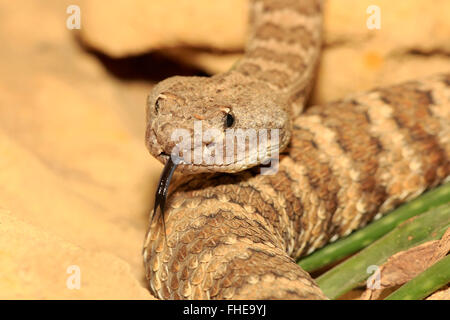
[315,203,450,299]
[298,183,450,272]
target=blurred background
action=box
[0,0,449,299]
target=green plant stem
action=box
[385,254,450,300]
[315,203,450,300]
[298,183,450,272]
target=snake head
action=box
[146,74,291,174]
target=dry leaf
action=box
[361,228,450,300]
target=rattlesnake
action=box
[143,0,450,299]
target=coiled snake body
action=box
[143,0,450,299]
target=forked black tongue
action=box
[152,156,178,239]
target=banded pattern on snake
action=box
[143,0,450,299]
[144,74,450,299]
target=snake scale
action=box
[143,0,450,299]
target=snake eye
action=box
[225,112,235,128]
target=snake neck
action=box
[231,0,323,116]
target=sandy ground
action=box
[0,0,448,299]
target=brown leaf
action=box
[361,227,450,300]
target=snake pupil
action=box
[225,113,235,128]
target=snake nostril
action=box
[155,98,162,114]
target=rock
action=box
[0,210,150,299]
[0,0,159,299]
[313,0,450,104]
[79,0,450,103]
[79,0,249,55]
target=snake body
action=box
[143,0,450,300]
[144,74,450,299]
